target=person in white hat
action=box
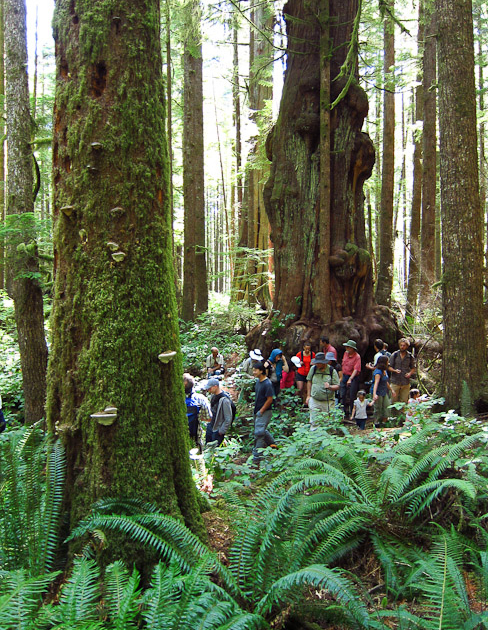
[239,349,264,377]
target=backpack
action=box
[221,391,237,427]
[185,393,203,438]
[309,365,334,379]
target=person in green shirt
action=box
[306,352,340,430]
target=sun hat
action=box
[310,352,327,365]
[291,356,301,368]
[249,349,264,360]
[325,352,336,362]
[343,340,358,350]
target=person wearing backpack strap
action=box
[306,352,340,430]
[183,373,212,452]
[204,378,234,446]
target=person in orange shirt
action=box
[295,342,315,403]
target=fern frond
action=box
[53,557,100,625]
[140,562,180,629]
[104,561,140,629]
[255,564,369,626]
[427,433,484,483]
[36,439,65,574]
[398,479,477,519]
[0,569,59,629]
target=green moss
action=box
[47,0,206,556]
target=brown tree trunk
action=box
[376,0,395,308]
[406,1,424,318]
[476,6,487,299]
[419,3,437,304]
[253,0,394,354]
[181,0,207,320]
[48,0,204,551]
[5,0,47,424]
[0,0,5,290]
[232,0,273,308]
[436,0,486,407]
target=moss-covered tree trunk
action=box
[48,0,204,543]
[250,0,393,353]
[5,0,48,424]
[436,0,487,407]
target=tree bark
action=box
[376,0,395,308]
[181,0,207,320]
[5,0,47,424]
[436,0,486,407]
[419,2,437,304]
[253,0,394,354]
[406,1,424,318]
[232,0,273,308]
[0,0,5,290]
[48,0,204,549]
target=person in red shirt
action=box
[340,339,361,419]
[295,342,315,403]
[321,336,338,360]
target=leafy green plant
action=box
[0,424,65,575]
[68,497,372,629]
[179,305,247,374]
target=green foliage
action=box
[0,425,65,576]
[68,496,371,628]
[268,310,295,341]
[179,302,250,373]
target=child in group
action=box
[405,388,429,425]
[351,390,372,430]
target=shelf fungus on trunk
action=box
[90,407,118,426]
[111,251,126,262]
[158,350,177,363]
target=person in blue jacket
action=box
[265,348,289,397]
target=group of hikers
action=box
[186,337,423,464]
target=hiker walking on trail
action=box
[306,352,340,430]
[184,373,212,451]
[340,340,361,419]
[204,378,233,446]
[265,349,289,398]
[372,355,395,428]
[295,342,315,402]
[389,338,416,403]
[252,362,276,463]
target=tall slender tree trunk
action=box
[406,0,424,317]
[376,0,395,308]
[48,0,204,548]
[232,0,274,308]
[182,0,207,320]
[477,7,487,299]
[232,11,242,237]
[0,0,5,290]
[436,0,486,407]
[5,0,47,424]
[420,2,437,304]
